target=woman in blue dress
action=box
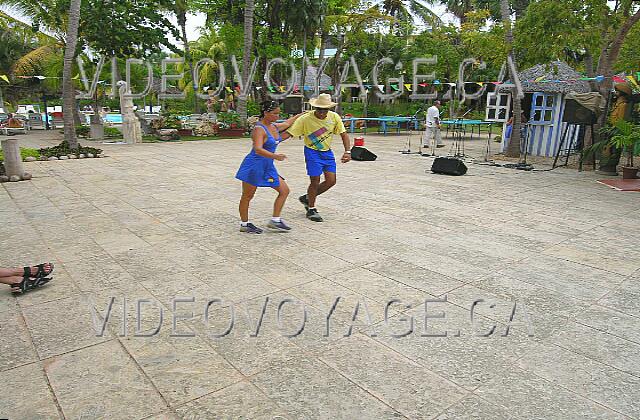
[236,101,303,233]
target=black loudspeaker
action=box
[431,156,467,176]
[283,96,303,114]
[351,146,377,161]
[563,99,596,124]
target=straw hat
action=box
[309,93,337,109]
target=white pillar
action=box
[1,138,25,177]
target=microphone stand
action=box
[451,108,473,158]
[399,108,423,155]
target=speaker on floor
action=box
[562,99,596,124]
[431,156,467,176]
[283,95,303,114]
[351,146,377,161]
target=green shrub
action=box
[76,125,90,137]
[104,126,121,137]
[38,140,103,158]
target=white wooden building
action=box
[486,61,591,157]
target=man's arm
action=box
[339,132,351,163]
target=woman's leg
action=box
[0,267,22,278]
[239,182,258,222]
[0,276,23,291]
[272,179,290,217]
[0,263,53,278]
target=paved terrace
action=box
[1,129,639,419]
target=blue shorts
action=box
[304,147,336,177]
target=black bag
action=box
[351,146,377,161]
[430,156,467,176]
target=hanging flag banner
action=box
[613,75,627,84]
[0,75,9,83]
[404,83,412,91]
[390,84,399,91]
[627,75,640,91]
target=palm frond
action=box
[408,0,443,27]
[11,43,61,75]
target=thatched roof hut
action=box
[499,60,591,94]
[293,66,332,90]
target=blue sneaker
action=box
[240,223,263,234]
[267,219,292,231]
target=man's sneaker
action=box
[267,219,292,231]
[299,195,309,211]
[306,208,323,222]
[240,223,263,234]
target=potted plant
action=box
[217,112,245,137]
[610,120,640,179]
[583,123,626,176]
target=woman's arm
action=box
[252,128,286,161]
[273,111,306,133]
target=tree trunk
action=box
[300,27,308,107]
[595,8,640,126]
[62,0,82,150]
[238,0,255,128]
[500,0,522,158]
[506,93,523,157]
[178,12,198,113]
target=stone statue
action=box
[117,80,142,144]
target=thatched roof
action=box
[499,60,591,94]
[147,78,182,95]
[293,66,332,90]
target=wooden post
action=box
[1,138,25,177]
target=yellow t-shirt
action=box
[287,110,346,151]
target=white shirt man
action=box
[424,101,444,148]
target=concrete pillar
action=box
[1,138,25,177]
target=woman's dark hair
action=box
[260,100,280,117]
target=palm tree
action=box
[435,0,473,23]
[174,0,198,112]
[499,0,522,158]
[62,0,81,149]
[380,0,442,31]
[237,0,254,128]
[288,0,326,102]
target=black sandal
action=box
[12,273,52,294]
[23,263,54,279]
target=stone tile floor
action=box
[1,129,639,419]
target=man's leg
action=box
[307,171,336,208]
[307,176,322,208]
[423,127,433,148]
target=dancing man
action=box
[286,94,351,222]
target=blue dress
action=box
[235,122,282,187]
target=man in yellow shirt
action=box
[285,94,351,222]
